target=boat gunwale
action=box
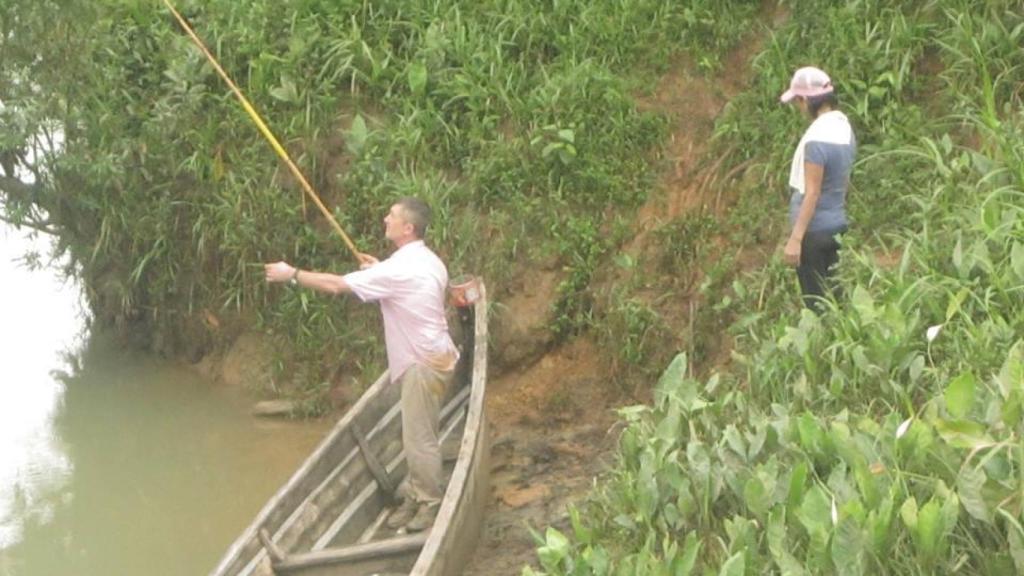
[211,370,393,576]
[411,282,490,575]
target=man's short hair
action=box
[396,197,431,239]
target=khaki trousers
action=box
[398,363,453,504]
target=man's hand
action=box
[783,237,802,267]
[264,261,296,283]
[356,253,379,270]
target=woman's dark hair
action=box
[806,92,838,117]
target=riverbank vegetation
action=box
[1,0,755,410]
[3,0,1024,573]
[526,0,1024,574]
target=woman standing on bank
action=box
[780,66,856,312]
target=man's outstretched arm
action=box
[264,261,353,295]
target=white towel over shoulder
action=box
[788,110,852,196]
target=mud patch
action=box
[463,338,623,575]
[463,17,775,574]
[488,338,614,426]
[464,421,619,575]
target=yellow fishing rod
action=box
[162,0,360,260]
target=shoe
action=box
[405,502,439,532]
[386,498,419,529]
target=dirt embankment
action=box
[464,336,622,575]
[463,16,777,573]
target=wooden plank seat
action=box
[272,533,429,576]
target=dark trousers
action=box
[796,228,845,312]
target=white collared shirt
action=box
[343,241,457,380]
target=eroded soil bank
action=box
[462,15,776,572]
[465,339,624,575]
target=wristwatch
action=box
[289,268,300,286]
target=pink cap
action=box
[780,66,833,103]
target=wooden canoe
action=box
[210,282,489,576]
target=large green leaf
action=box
[407,61,428,96]
[746,424,768,461]
[831,514,865,576]
[915,499,944,564]
[1009,521,1024,573]
[997,340,1024,400]
[657,353,688,391]
[686,441,711,479]
[912,496,959,566]
[346,114,368,154]
[944,371,976,419]
[867,495,894,557]
[724,425,747,460]
[787,461,809,510]
[581,545,609,573]
[744,476,769,518]
[798,485,832,539]
[568,506,593,544]
[851,460,879,510]
[536,527,571,571]
[769,507,809,575]
[1011,241,1024,281]
[798,413,826,457]
[851,285,877,322]
[672,532,701,576]
[656,353,702,412]
[655,402,682,444]
[952,235,965,275]
[933,418,995,449]
[718,552,746,576]
[897,419,935,465]
[957,468,992,523]
[900,496,918,531]
[269,76,298,103]
[945,288,969,321]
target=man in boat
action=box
[264,197,458,533]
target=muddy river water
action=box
[0,227,331,575]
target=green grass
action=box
[526,0,1024,574]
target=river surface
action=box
[0,227,333,576]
